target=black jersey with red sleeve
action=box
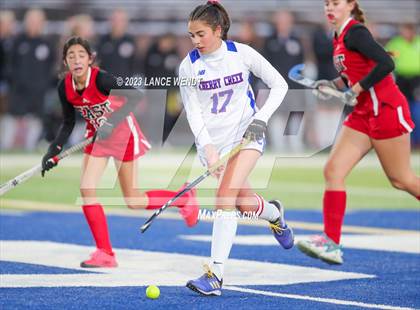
[53,67,140,146]
[333,19,406,116]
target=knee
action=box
[123,190,146,209]
[123,194,138,210]
[388,175,409,191]
[80,187,95,198]
[323,161,345,183]
[216,188,239,209]
[235,192,255,213]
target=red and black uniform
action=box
[322,19,416,246]
[54,66,149,161]
[333,18,414,139]
[48,68,197,264]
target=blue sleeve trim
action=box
[189,49,201,63]
[225,40,238,52]
[247,89,256,115]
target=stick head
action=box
[288,64,305,81]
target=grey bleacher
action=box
[3,0,419,23]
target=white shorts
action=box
[197,136,266,168]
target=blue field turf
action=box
[0,210,419,309]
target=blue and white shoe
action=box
[186,265,223,296]
[269,200,294,249]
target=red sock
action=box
[417,196,420,201]
[323,190,346,244]
[145,190,189,209]
[82,204,113,255]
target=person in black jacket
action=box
[2,9,55,151]
[144,33,181,143]
[312,22,338,81]
[262,10,304,88]
[97,9,136,78]
[0,10,16,118]
[263,10,305,152]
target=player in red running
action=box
[297,0,419,265]
[41,37,199,268]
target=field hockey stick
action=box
[140,138,251,233]
[288,64,356,106]
[0,136,94,196]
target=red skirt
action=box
[84,114,151,161]
[344,100,415,140]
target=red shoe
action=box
[179,184,199,227]
[80,249,118,268]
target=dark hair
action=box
[349,0,366,24]
[189,1,230,40]
[62,36,93,61]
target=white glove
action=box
[312,80,337,101]
[342,89,358,106]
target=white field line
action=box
[0,241,374,287]
[180,234,420,254]
[224,286,415,310]
[0,199,417,235]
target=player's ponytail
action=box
[351,1,366,24]
[189,1,231,40]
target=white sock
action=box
[210,210,238,280]
[255,194,281,223]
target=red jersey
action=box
[63,67,150,160]
[333,19,406,116]
[64,66,128,137]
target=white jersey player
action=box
[179,39,288,158]
[181,1,294,297]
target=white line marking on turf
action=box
[224,286,415,310]
[180,234,420,254]
[0,241,373,288]
[0,209,26,216]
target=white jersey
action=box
[179,40,288,150]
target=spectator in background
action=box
[68,14,95,41]
[0,9,55,151]
[235,19,263,90]
[386,24,420,102]
[312,21,337,81]
[144,33,180,84]
[262,11,305,153]
[0,10,16,117]
[309,21,343,149]
[144,33,181,143]
[236,19,263,50]
[386,24,420,146]
[97,9,136,77]
[262,10,304,88]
